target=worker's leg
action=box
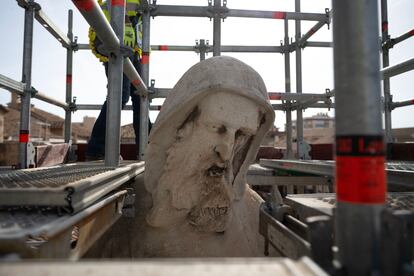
[86,61,131,159]
[86,63,110,159]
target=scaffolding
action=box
[0,0,414,271]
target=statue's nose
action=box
[214,131,236,161]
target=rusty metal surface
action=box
[0,257,328,276]
[0,161,145,212]
[0,191,126,259]
[285,193,414,220]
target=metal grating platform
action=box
[0,191,127,258]
[285,193,414,220]
[0,161,145,213]
[260,159,414,190]
[0,165,112,189]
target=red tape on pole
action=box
[73,0,94,12]
[111,0,125,6]
[272,12,285,19]
[410,29,414,36]
[335,135,386,204]
[382,21,388,33]
[159,45,169,51]
[141,53,150,64]
[411,99,414,105]
[132,79,141,87]
[66,75,72,84]
[19,130,29,143]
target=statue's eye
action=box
[235,129,244,139]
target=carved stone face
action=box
[146,92,262,232]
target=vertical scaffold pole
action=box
[199,39,206,61]
[139,4,151,160]
[333,1,386,275]
[64,9,74,144]
[381,0,393,143]
[213,0,221,56]
[105,0,125,167]
[295,0,304,159]
[19,0,35,168]
[284,18,293,159]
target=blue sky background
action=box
[0,0,413,130]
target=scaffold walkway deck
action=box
[285,192,414,221]
[0,190,128,259]
[259,159,414,190]
[0,161,145,213]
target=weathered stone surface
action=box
[85,56,275,257]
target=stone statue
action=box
[145,56,275,233]
[85,56,275,258]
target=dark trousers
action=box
[86,56,152,158]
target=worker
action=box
[85,0,151,160]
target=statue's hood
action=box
[145,56,275,199]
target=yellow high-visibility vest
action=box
[89,0,142,62]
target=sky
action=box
[0,0,413,131]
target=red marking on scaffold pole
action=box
[336,156,386,204]
[159,45,169,51]
[73,0,94,12]
[66,75,72,84]
[411,99,414,105]
[410,29,414,36]
[382,21,388,33]
[272,12,285,19]
[268,93,282,100]
[141,53,150,64]
[111,0,125,6]
[19,130,29,143]
[308,28,316,36]
[335,135,386,204]
[132,79,141,87]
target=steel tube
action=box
[227,9,326,21]
[72,0,147,94]
[295,0,304,159]
[76,104,132,111]
[297,19,326,48]
[333,1,385,275]
[104,0,125,167]
[272,102,334,111]
[151,45,194,51]
[0,74,25,93]
[381,57,414,79]
[381,0,392,143]
[64,10,73,144]
[35,92,68,109]
[213,0,221,56]
[19,0,35,168]
[304,41,332,48]
[392,28,414,46]
[77,43,90,50]
[151,5,209,17]
[284,18,293,159]
[139,7,151,161]
[35,9,71,48]
[391,99,414,109]
[221,45,285,53]
[199,39,206,61]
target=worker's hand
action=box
[124,23,136,48]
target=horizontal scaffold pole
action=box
[150,4,327,21]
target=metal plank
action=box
[0,190,126,259]
[0,161,145,212]
[260,159,414,189]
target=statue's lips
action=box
[207,164,227,177]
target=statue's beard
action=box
[147,134,235,233]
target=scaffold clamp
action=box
[69,96,77,112]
